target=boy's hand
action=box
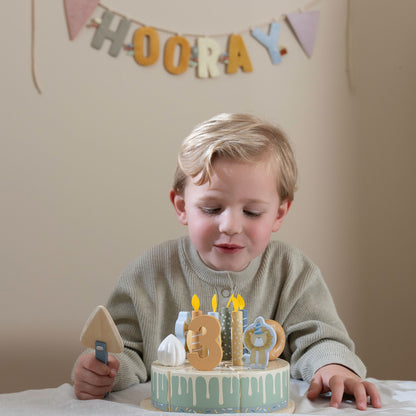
[74,353,120,400]
[307,364,382,410]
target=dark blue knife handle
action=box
[95,340,108,364]
[95,341,109,398]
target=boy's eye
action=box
[201,207,221,215]
[244,210,262,218]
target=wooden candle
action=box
[175,311,191,350]
[189,294,203,356]
[235,295,248,354]
[220,306,232,360]
[231,297,243,366]
[232,310,243,365]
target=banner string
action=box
[98,0,322,38]
[31,0,42,94]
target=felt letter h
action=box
[91,11,131,57]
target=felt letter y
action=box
[251,22,282,64]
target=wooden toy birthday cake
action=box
[143,295,294,414]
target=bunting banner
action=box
[30,0,323,93]
[64,0,321,79]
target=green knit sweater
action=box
[76,236,366,391]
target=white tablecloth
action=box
[1,379,415,415]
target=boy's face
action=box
[170,158,290,272]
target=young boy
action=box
[73,113,381,410]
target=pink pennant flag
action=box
[286,11,320,58]
[65,0,100,40]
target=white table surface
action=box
[1,378,415,415]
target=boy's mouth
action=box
[214,243,244,254]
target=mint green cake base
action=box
[149,359,292,413]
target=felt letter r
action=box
[197,38,221,78]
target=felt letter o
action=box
[227,34,253,74]
[133,27,160,66]
[164,36,191,75]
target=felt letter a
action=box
[251,22,282,64]
[197,38,221,78]
[134,27,160,66]
[91,11,131,57]
[226,35,253,74]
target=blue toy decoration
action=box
[242,316,277,368]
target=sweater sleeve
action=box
[277,252,366,383]
[105,273,149,391]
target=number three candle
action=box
[188,314,222,371]
[187,294,222,371]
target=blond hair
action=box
[173,113,298,202]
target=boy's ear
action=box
[169,189,188,225]
[272,200,292,232]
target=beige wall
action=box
[1,0,414,393]
[351,0,416,381]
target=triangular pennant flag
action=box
[286,10,320,58]
[64,0,100,40]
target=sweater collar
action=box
[181,236,262,289]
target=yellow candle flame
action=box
[237,294,245,310]
[211,294,217,312]
[226,294,234,308]
[231,296,239,312]
[192,294,200,311]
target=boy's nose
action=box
[218,211,242,235]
